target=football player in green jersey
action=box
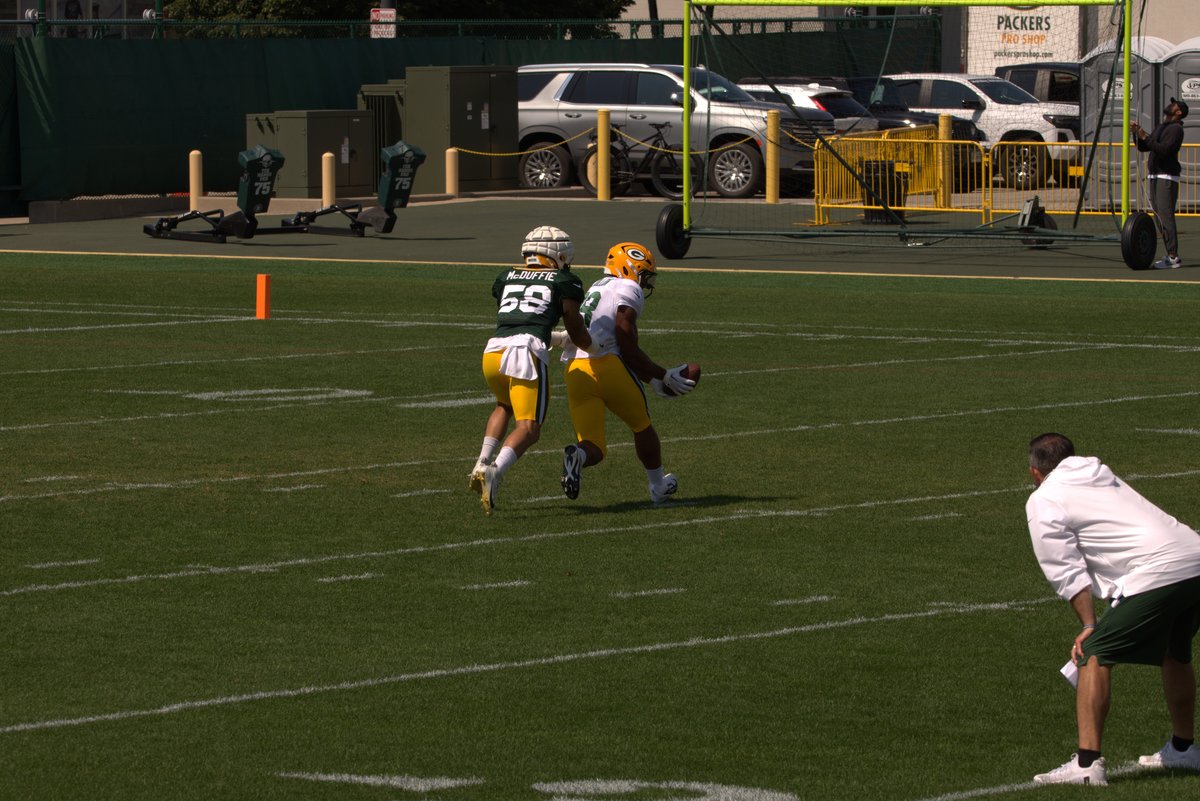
[470,226,594,515]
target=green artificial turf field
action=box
[2,250,1198,800]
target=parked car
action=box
[517,63,836,197]
[762,75,988,191]
[737,80,879,134]
[993,62,1081,116]
[884,72,1081,189]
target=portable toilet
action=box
[1080,36,1174,211]
[1161,37,1200,211]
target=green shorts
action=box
[1079,575,1200,667]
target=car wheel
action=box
[1001,139,1047,191]
[518,145,572,190]
[708,142,762,199]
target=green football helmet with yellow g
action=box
[605,242,657,297]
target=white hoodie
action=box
[1026,456,1200,601]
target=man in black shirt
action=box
[1131,98,1188,269]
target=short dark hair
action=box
[1029,432,1074,474]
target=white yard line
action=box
[0,344,474,378]
[0,597,1052,736]
[314,573,382,584]
[392,488,453,498]
[910,761,1143,801]
[0,482,1094,599]
[275,773,484,791]
[612,588,686,598]
[6,465,1196,601]
[769,595,835,606]
[4,390,1199,503]
[0,317,249,335]
[23,558,100,570]
[459,580,531,590]
[0,390,487,433]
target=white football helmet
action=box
[605,242,657,296]
[522,225,574,270]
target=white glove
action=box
[549,329,570,349]
[663,364,696,396]
[649,377,673,399]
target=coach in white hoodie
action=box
[1026,433,1200,786]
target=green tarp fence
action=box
[8,24,937,204]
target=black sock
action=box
[1077,749,1102,768]
[1172,735,1194,752]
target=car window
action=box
[971,78,1038,105]
[562,71,632,105]
[635,72,682,106]
[517,72,557,102]
[1006,69,1037,95]
[816,94,869,117]
[1048,71,1079,103]
[660,66,756,103]
[744,89,791,105]
[888,78,922,107]
[930,80,978,108]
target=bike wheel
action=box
[581,149,634,197]
[650,151,701,200]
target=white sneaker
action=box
[480,465,501,516]
[1033,754,1107,786]
[650,473,678,505]
[468,458,490,495]
[1138,741,1200,770]
[1152,255,1182,269]
[561,445,585,500]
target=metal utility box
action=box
[246,109,375,199]
[403,66,518,195]
[358,80,407,181]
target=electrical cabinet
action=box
[403,66,518,195]
[245,109,375,198]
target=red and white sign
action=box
[370,7,396,39]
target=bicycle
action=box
[578,122,705,200]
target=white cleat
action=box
[649,473,678,506]
[561,445,585,500]
[1139,741,1200,771]
[1033,754,1107,786]
[480,464,501,516]
[468,459,489,495]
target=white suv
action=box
[884,72,1080,189]
[737,81,879,135]
[517,63,836,198]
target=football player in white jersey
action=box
[552,242,695,505]
[470,226,594,516]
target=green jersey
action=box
[491,266,585,344]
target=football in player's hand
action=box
[663,362,701,396]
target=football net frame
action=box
[657,0,1146,264]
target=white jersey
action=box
[1026,456,1200,601]
[561,275,644,361]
